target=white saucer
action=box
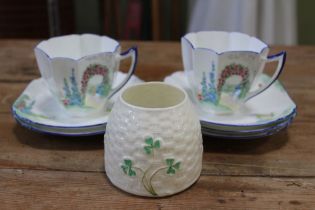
[12,72,143,136]
[202,114,294,139]
[164,71,296,134]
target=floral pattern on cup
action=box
[182,31,286,115]
[62,64,111,107]
[198,63,250,106]
[218,63,250,99]
[121,136,181,196]
[81,64,111,99]
[198,62,219,105]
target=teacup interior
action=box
[122,83,186,108]
[184,31,267,54]
[36,34,119,60]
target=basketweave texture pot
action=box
[104,82,203,197]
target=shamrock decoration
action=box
[121,159,136,176]
[120,136,182,196]
[166,159,181,175]
[144,137,160,155]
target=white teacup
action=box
[34,34,137,117]
[181,31,286,114]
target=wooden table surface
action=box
[0,40,315,209]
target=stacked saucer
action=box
[12,72,143,136]
[164,71,296,139]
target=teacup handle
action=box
[244,51,286,102]
[107,47,138,99]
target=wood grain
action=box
[1,40,315,209]
[1,168,315,209]
[1,111,315,176]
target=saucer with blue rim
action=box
[12,72,143,136]
[164,71,296,139]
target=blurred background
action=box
[0,0,313,45]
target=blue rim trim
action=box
[245,51,287,102]
[14,115,106,136]
[12,104,296,131]
[13,105,295,138]
[34,34,120,61]
[202,116,294,139]
[181,31,269,55]
[202,111,296,134]
[11,107,107,129]
[107,46,138,99]
[200,107,296,128]
[202,112,295,135]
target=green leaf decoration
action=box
[165,159,181,175]
[144,146,152,154]
[166,159,174,166]
[153,140,160,149]
[173,162,181,170]
[121,159,136,176]
[120,137,183,196]
[129,169,136,176]
[121,165,128,174]
[143,137,160,155]
[124,159,132,167]
[167,167,176,175]
[145,137,153,146]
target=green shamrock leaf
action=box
[166,159,174,166]
[166,158,181,175]
[121,165,128,174]
[144,146,152,154]
[129,169,136,176]
[153,140,160,149]
[173,162,181,170]
[143,137,160,154]
[145,137,153,145]
[121,159,136,176]
[167,167,176,175]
